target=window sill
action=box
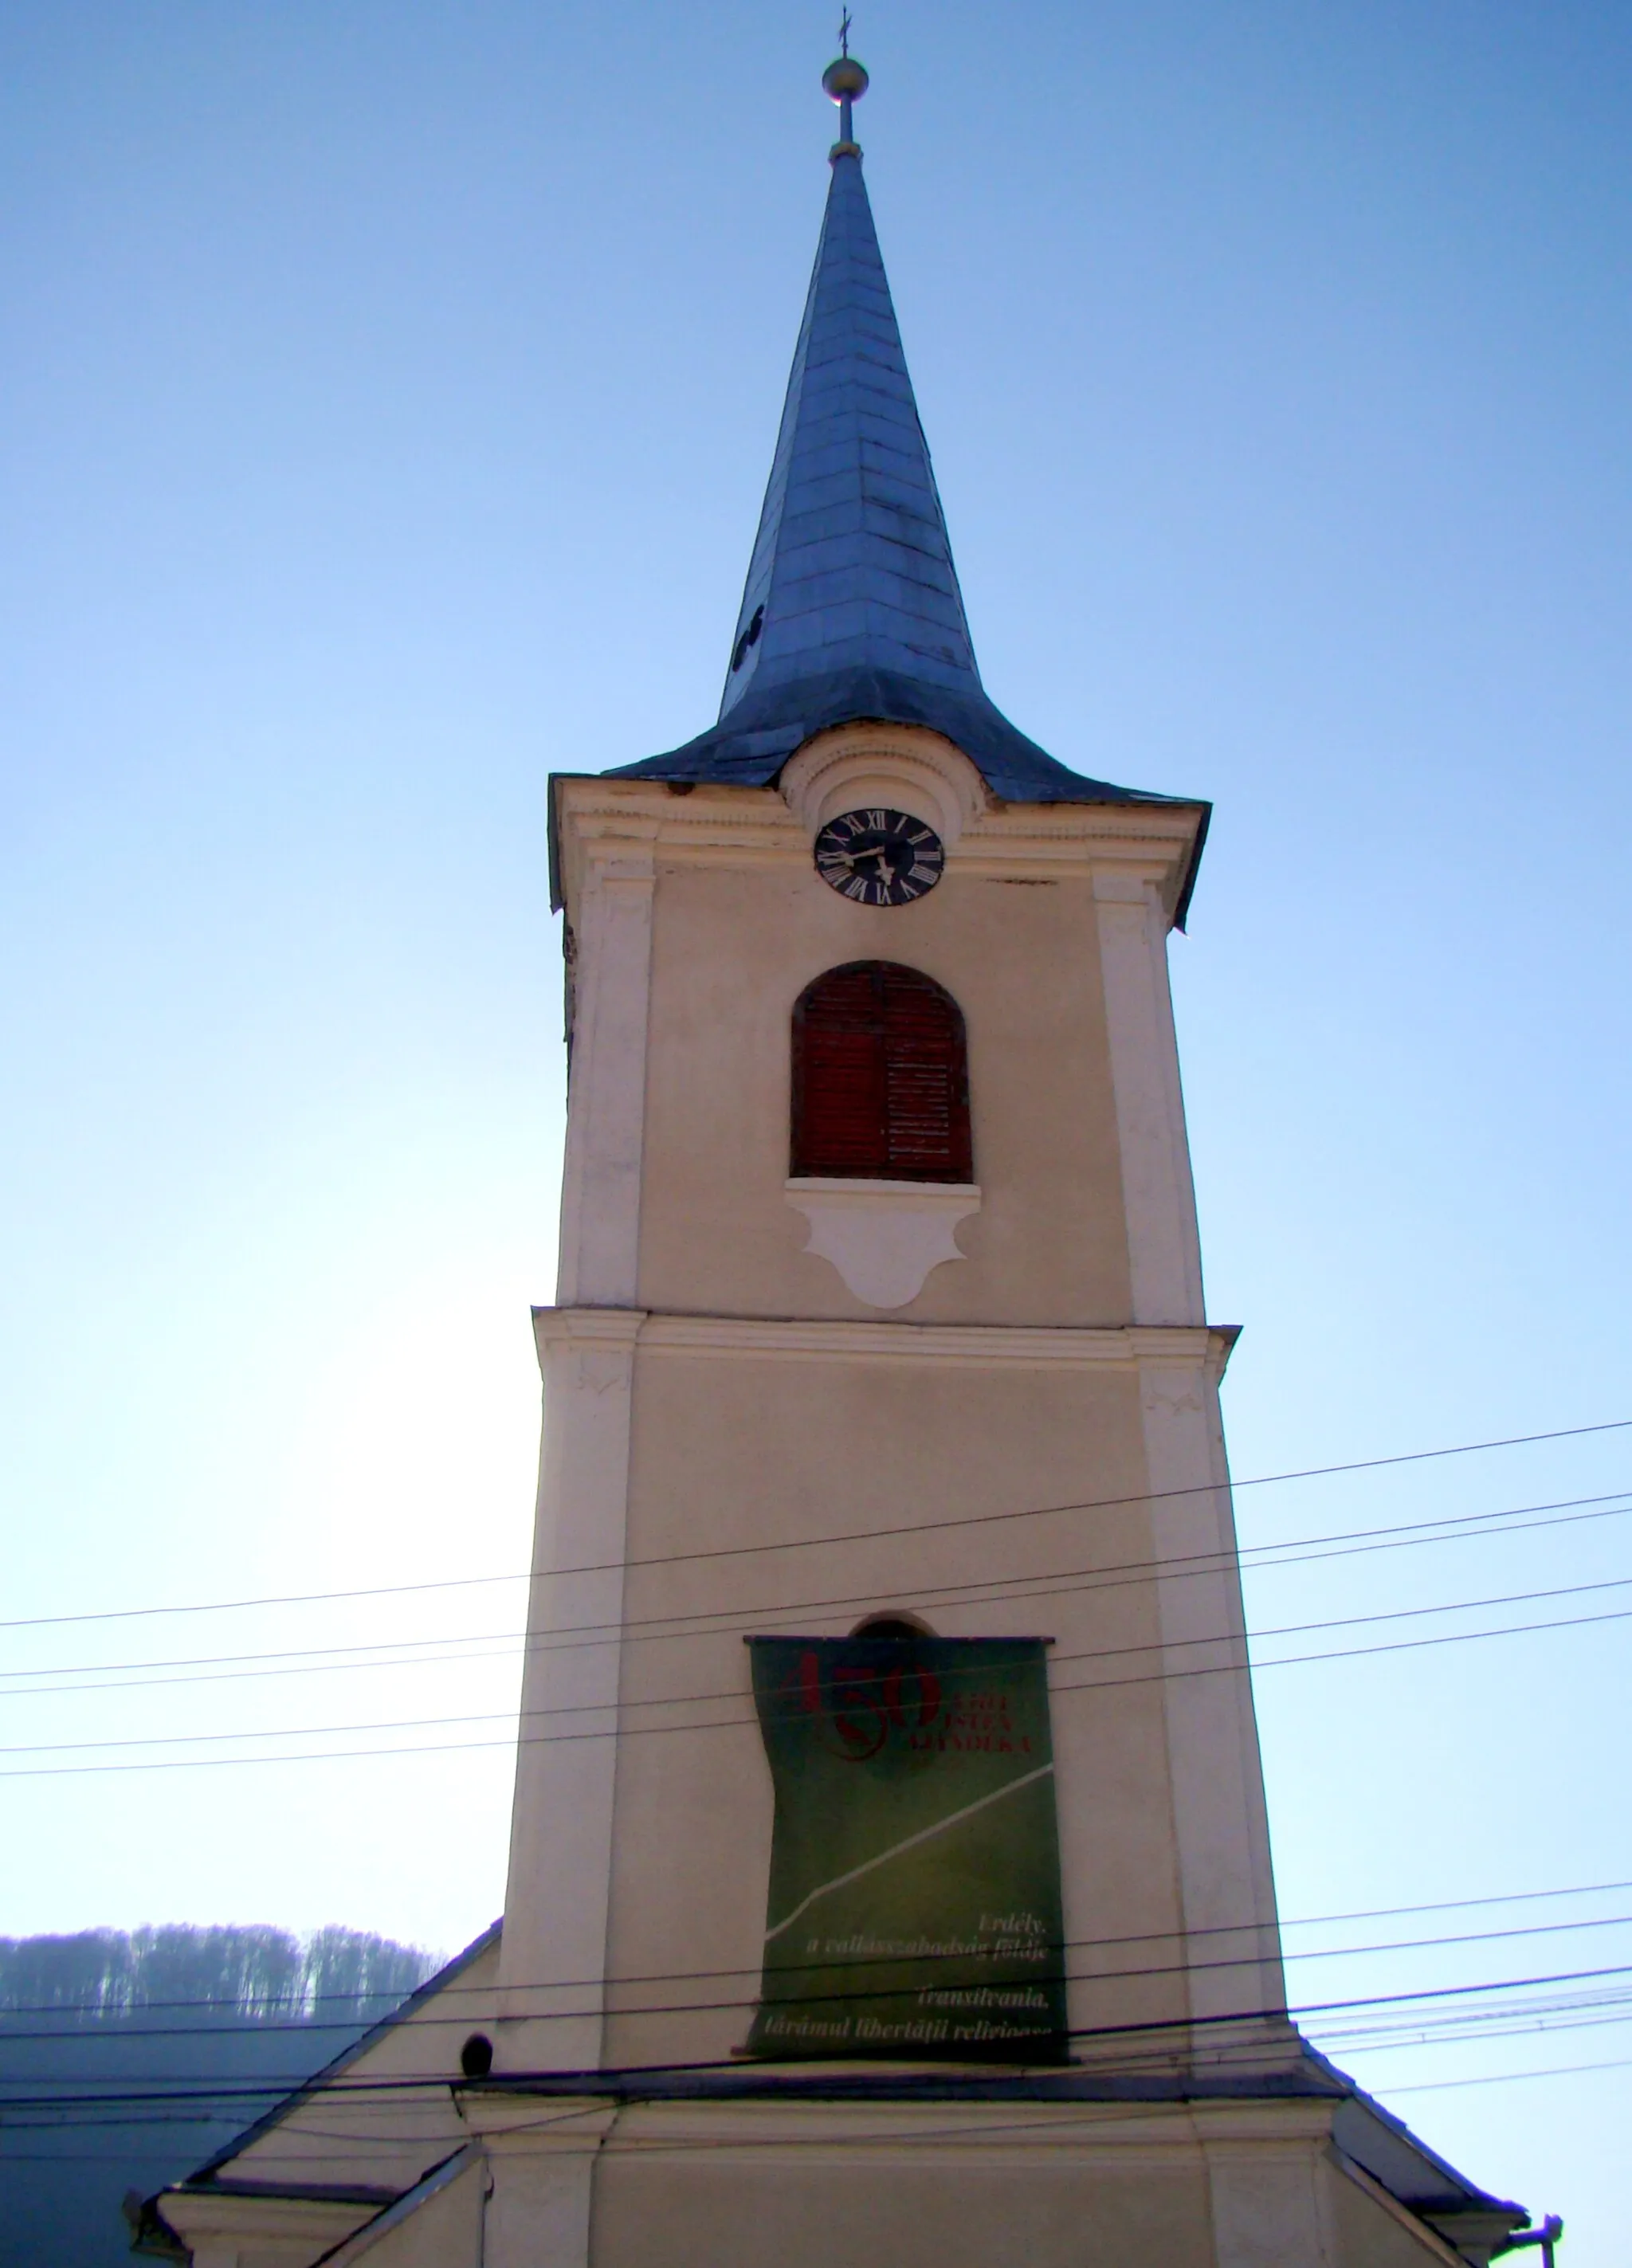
[784,1177,982,1310]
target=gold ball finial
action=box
[822,16,868,160]
[822,57,869,103]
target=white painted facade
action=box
[144,736,1525,2264]
[491,728,1285,2080]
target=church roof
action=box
[606,77,1209,920]
[712,134,980,730]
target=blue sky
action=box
[2,0,1630,2252]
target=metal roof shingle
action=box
[606,138,1209,920]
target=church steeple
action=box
[138,45,1533,2268]
[717,59,982,724]
[609,53,1206,907]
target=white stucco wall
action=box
[497,741,1284,2082]
[167,732,1483,2268]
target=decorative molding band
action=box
[532,1305,648,1368]
[529,1308,1240,1375]
[551,777,1203,905]
[461,2090,1336,2156]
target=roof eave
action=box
[549,764,1209,932]
[171,1919,501,2191]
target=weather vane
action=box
[838,8,852,57]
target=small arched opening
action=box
[849,1613,935,1640]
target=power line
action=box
[8,1564,1632,1762]
[5,1579,1630,1779]
[9,1874,1630,2024]
[2,1595,1626,1779]
[1382,2054,1632,2093]
[1320,2013,1632,2068]
[18,1990,1632,2089]
[14,2007,1632,2129]
[0,2106,594,2154]
[15,1905,1632,2057]
[21,1986,1630,2119]
[5,1485,1626,1702]
[17,2007,1632,2128]
[5,1417,1625,1635]
[8,1958,1632,2115]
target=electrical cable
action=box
[5,1583,1630,1779]
[6,1572,1631,1759]
[15,1997,1632,2123]
[10,1956,1632,2113]
[14,1903,1632,2059]
[19,1998,1632,2097]
[5,1416,1625,1635]
[9,1562,1632,1761]
[1385,2054,1632,2093]
[1315,2005,1632,2056]
[19,2032,1622,2150]
[18,1873,1632,2025]
[4,1485,1627,1705]
[10,1873,1632,2024]
[20,1984,1632,2122]
[0,2105,600,2154]
[7,1431,1626,2140]
[18,2005,1632,2129]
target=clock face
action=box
[814,808,945,907]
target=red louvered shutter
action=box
[880,964,971,1181]
[793,964,887,1175]
[792,963,971,1183]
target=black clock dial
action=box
[814,808,945,907]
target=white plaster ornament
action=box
[784,1177,982,1309]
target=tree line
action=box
[0,1924,437,2021]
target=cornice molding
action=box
[551,775,1201,910]
[156,2193,383,2244]
[532,1305,648,1362]
[458,2088,1336,2157]
[532,1308,1239,1375]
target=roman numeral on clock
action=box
[813,809,947,907]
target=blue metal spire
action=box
[607,53,1208,917]
[716,123,979,721]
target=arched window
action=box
[791,961,973,1184]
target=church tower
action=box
[140,51,1535,2268]
[477,49,1453,2268]
[493,53,1285,2086]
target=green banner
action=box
[744,1634,1067,2062]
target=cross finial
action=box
[821,21,868,157]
